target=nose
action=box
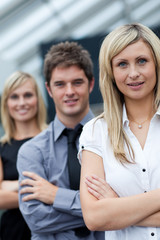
[128,65,140,79]
[18,96,26,105]
[65,83,75,96]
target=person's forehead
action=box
[51,65,86,80]
[113,40,153,61]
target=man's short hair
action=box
[44,41,94,85]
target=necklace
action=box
[130,117,150,129]
[128,108,155,129]
[129,118,150,129]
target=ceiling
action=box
[0,0,160,96]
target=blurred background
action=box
[0,0,160,134]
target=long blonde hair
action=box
[99,23,160,163]
[1,71,47,144]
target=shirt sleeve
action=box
[78,118,103,163]
[17,142,85,234]
[54,188,83,217]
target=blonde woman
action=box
[79,23,160,239]
[0,71,47,240]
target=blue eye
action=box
[54,82,64,87]
[73,79,83,85]
[118,62,127,67]
[138,58,146,64]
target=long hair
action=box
[99,23,160,163]
[1,71,47,144]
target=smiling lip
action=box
[127,81,144,89]
[64,99,78,105]
[17,109,29,114]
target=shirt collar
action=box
[122,104,160,127]
[122,104,129,127]
[53,109,94,141]
[156,106,160,116]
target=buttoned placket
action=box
[126,118,158,240]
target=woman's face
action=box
[112,39,156,104]
[7,79,38,123]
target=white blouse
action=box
[79,106,160,240]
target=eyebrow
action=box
[72,78,84,81]
[112,58,126,64]
[113,54,148,62]
[54,80,63,83]
[53,78,84,83]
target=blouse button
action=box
[142,168,146,172]
[151,232,155,236]
[81,145,84,149]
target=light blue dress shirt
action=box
[17,110,104,240]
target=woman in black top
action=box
[0,71,47,240]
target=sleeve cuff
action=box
[54,187,77,211]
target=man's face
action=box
[46,65,94,127]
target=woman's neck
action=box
[125,97,156,123]
[14,119,40,140]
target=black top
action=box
[0,138,31,240]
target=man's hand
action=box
[20,171,58,205]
